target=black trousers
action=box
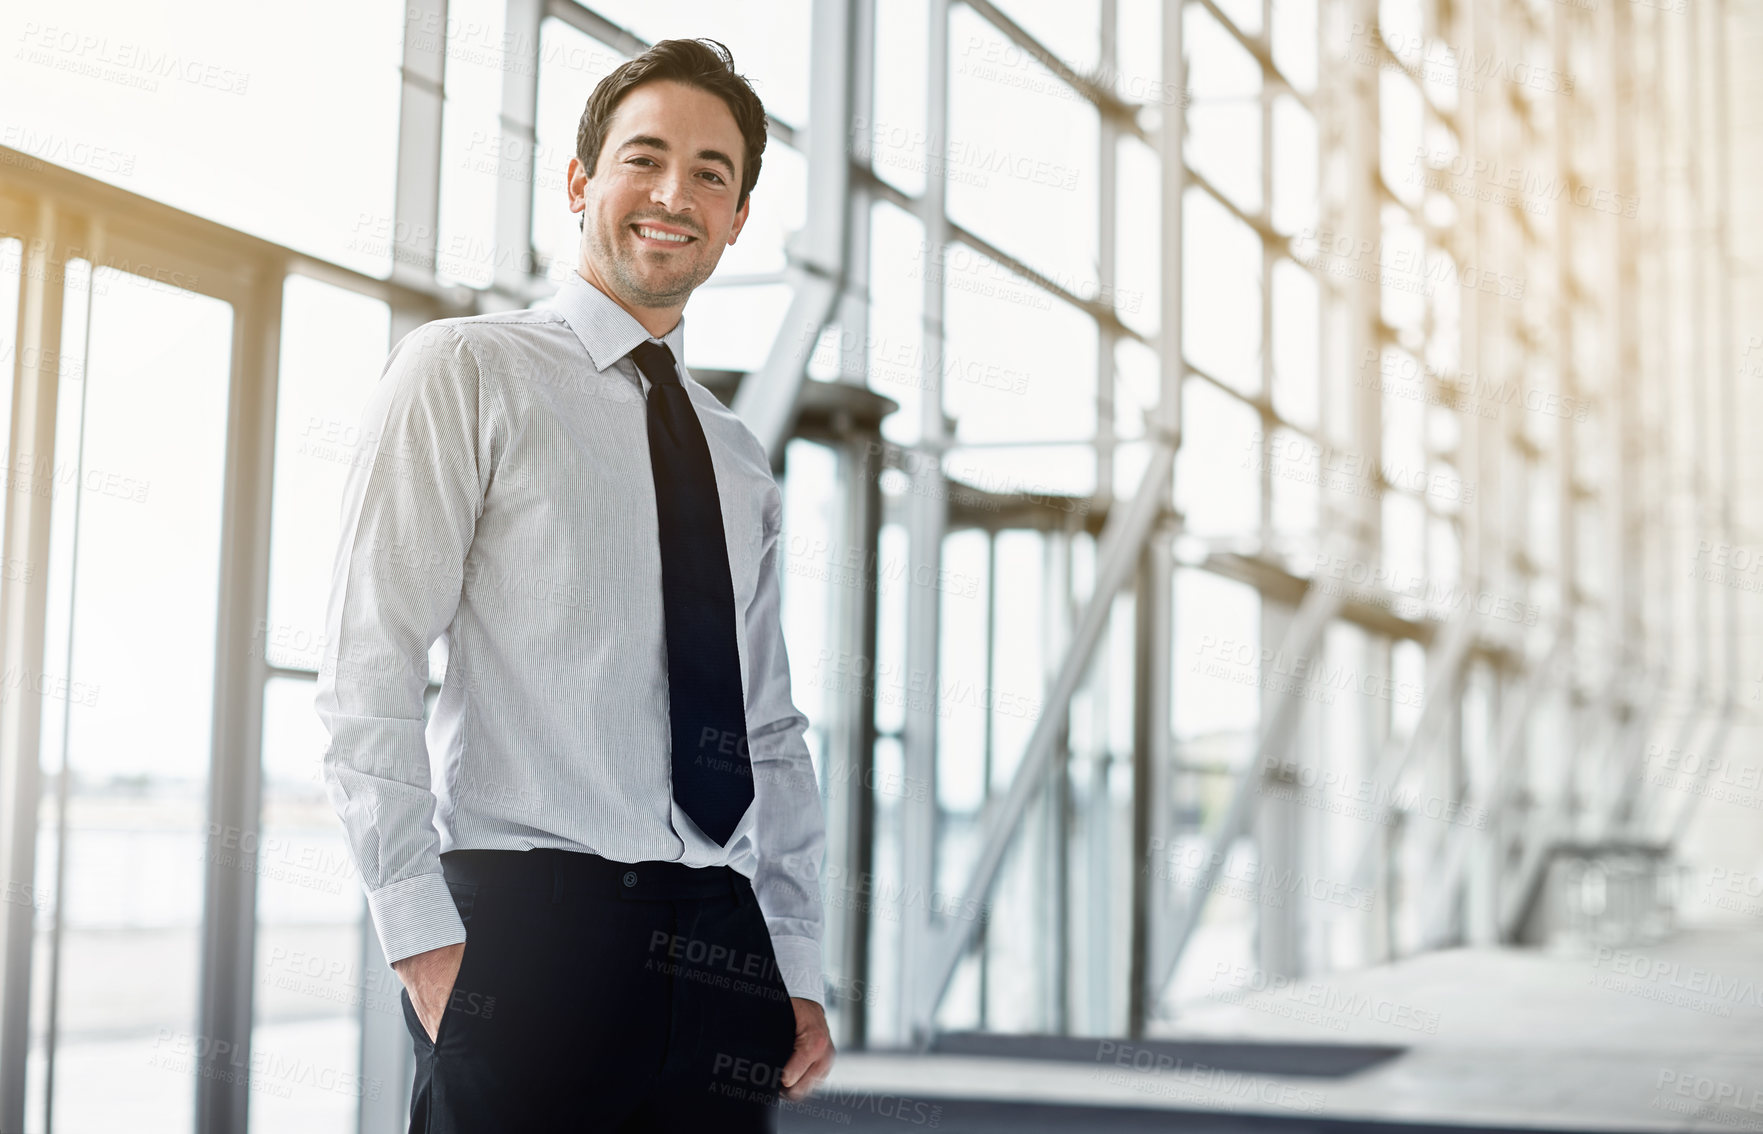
[398,847,799,1132]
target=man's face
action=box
[569,79,750,308]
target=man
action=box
[315,37,834,1131]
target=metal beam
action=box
[731,0,856,465]
[490,0,545,307]
[193,259,282,1134]
[893,0,950,1048]
[819,0,879,1049]
[1127,514,1175,1036]
[0,199,65,1134]
[389,0,448,300]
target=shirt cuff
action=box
[768,934,824,1006]
[366,872,468,966]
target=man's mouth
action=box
[631,224,696,246]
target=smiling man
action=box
[316,38,833,1132]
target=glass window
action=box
[1271,425,1318,553]
[778,437,838,786]
[680,283,794,373]
[933,529,993,807]
[1173,566,1261,750]
[944,443,1097,502]
[947,5,1100,303]
[1167,567,1261,1006]
[1390,636,1426,738]
[1271,95,1318,237]
[1271,258,1320,431]
[248,676,369,1134]
[564,0,812,127]
[870,0,931,198]
[871,524,910,739]
[1427,258,1462,375]
[1380,69,1425,212]
[1174,378,1260,539]
[1382,364,1427,485]
[732,143,810,279]
[868,201,926,448]
[1377,0,1423,68]
[433,0,511,289]
[1115,0,1164,107]
[942,254,1097,446]
[1,0,401,276]
[984,0,1101,73]
[1212,0,1263,36]
[1379,201,1426,340]
[266,275,392,675]
[1113,336,1161,442]
[1184,4,1263,217]
[1271,0,1318,94]
[1382,490,1426,586]
[28,264,233,1131]
[1183,186,1262,397]
[1115,134,1162,341]
[1429,513,1461,601]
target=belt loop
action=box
[552,854,563,905]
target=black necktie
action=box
[630,339,753,846]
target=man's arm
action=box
[314,322,489,970]
[743,476,827,1006]
[743,473,835,1098]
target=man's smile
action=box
[631,222,697,247]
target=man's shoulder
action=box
[425,305,570,346]
[391,306,572,374]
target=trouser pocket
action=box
[398,879,482,1053]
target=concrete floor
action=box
[798,928,1763,1132]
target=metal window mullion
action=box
[0,201,67,1134]
[1126,0,1184,1037]
[194,258,282,1134]
[899,0,952,1049]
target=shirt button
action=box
[623,871,638,888]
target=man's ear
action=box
[569,155,588,232]
[567,156,587,214]
[727,192,751,245]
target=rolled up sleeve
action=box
[314,323,489,966]
[743,477,827,1005]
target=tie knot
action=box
[630,340,680,388]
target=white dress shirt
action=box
[314,268,825,1003]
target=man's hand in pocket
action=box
[393,941,466,1044]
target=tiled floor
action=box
[803,928,1763,1132]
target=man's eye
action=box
[701,172,725,184]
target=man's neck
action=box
[576,266,682,339]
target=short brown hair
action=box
[575,37,768,215]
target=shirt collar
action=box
[544,268,688,388]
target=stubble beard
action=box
[589,213,710,307]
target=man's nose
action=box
[650,169,695,214]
